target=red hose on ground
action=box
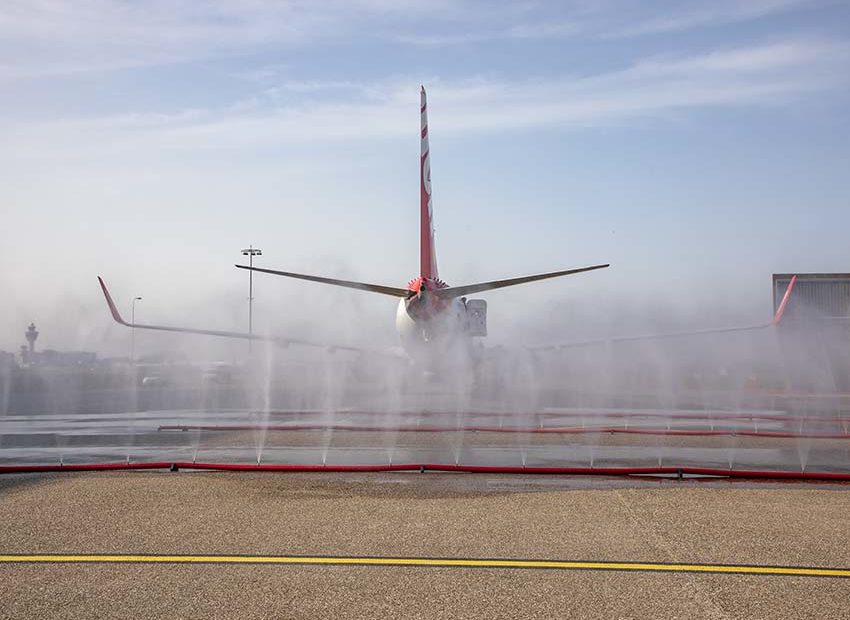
[1,461,849,481]
[0,462,172,474]
[260,410,850,424]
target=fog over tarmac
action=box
[1,1,849,356]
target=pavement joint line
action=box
[1,555,849,578]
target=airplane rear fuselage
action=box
[396,276,471,357]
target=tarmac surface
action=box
[3,396,850,618]
[4,406,850,472]
[1,471,849,619]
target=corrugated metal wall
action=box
[773,274,850,319]
[773,273,850,390]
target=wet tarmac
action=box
[3,405,850,474]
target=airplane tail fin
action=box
[420,86,438,279]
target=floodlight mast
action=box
[240,245,263,353]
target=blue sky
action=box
[1,0,849,353]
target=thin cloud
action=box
[390,0,818,45]
[0,0,459,80]
[606,0,814,39]
[3,38,844,161]
[0,1,824,79]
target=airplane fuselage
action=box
[396,277,471,358]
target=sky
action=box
[1,0,849,355]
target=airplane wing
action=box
[97,277,364,352]
[234,265,410,297]
[535,275,798,351]
[432,264,610,299]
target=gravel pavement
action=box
[1,472,848,619]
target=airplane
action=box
[98,87,610,362]
[99,87,802,370]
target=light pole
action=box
[130,296,142,363]
[241,245,262,353]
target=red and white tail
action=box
[420,86,438,279]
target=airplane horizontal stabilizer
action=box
[97,277,363,352]
[235,265,410,297]
[432,264,610,299]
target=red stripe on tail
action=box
[420,86,438,279]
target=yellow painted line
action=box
[0,554,848,578]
